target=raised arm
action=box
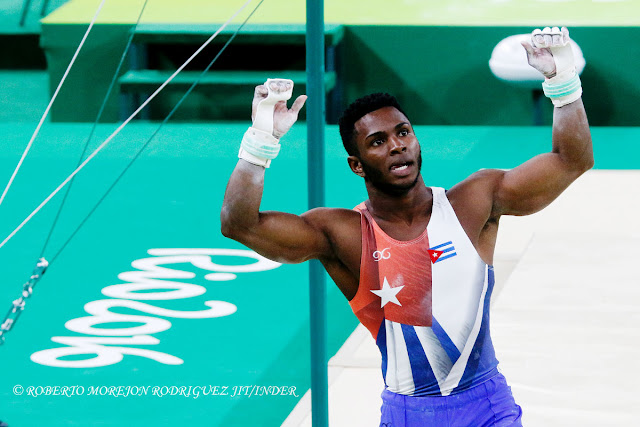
[220,81,332,264]
[492,27,594,217]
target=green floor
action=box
[0,122,358,427]
[0,120,638,426]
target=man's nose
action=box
[389,136,406,154]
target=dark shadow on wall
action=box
[342,26,441,124]
[445,63,557,126]
[342,25,640,127]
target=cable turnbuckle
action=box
[0,258,48,345]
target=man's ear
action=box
[347,155,365,178]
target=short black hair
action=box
[338,93,408,156]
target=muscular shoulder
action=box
[301,207,362,260]
[444,169,503,242]
[444,169,505,264]
[301,207,362,291]
[301,207,361,241]
[447,169,504,218]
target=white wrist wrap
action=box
[542,72,582,107]
[239,127,280,168]
[238,78,293,168]
[532,27,583,107]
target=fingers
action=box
[521,40,535,55]
[289,95,307,115]
[531,26,570,48]
[543,31,553,47]
[269,79,292,94]
[273,100,287,114]
[251,79,298,129]
[531,28,543,48]
[251,85,268,121]
[252,85,268,109]
[550,26,561,45]
[254,84,268,98]
[561,26,570,45]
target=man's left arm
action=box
[492,27,594,217]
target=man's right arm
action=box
[220,159,333,264]
[220,82,333,264]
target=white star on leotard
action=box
[371,277,404,308]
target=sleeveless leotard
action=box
[349,187,499,396]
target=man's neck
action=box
[365,176,433,225]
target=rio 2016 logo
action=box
[30,248,280,369]
[372,248,391,261]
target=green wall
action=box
[343,26,640,126]
[40,24,640,126]
[40,23,132,122]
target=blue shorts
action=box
[380,373,523,427]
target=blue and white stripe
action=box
[377,264,495,396]
[376,187,499,396]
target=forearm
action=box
[492,27,595,216]
[221,80,309,243]
[551,98,594,171]
[220,160,266,237]
[523,27,593,172]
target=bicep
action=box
[493,153,584,216]
[225,209,333,264]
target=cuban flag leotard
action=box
[350,187,500,397]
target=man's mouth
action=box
[390,161,413,175]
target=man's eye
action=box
[399,129,409,136]
[372,139,383,146]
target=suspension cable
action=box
[48,0,266,266]
[0,0,107,210]
[0,0,266,346]
[0,0,254,252]
[40,0,151,258]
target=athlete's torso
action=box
[349,187,499,396]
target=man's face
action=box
[350,106,422,195]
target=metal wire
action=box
[40,0,152,258]
[48,0,266,266]
[0,0,254,252]
[0,0,107,209]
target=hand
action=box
[251,83,307,139]
[521,26,572,78]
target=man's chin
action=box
[371,174,421,196]
[361,154,423,196]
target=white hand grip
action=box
[253,78,294,135]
